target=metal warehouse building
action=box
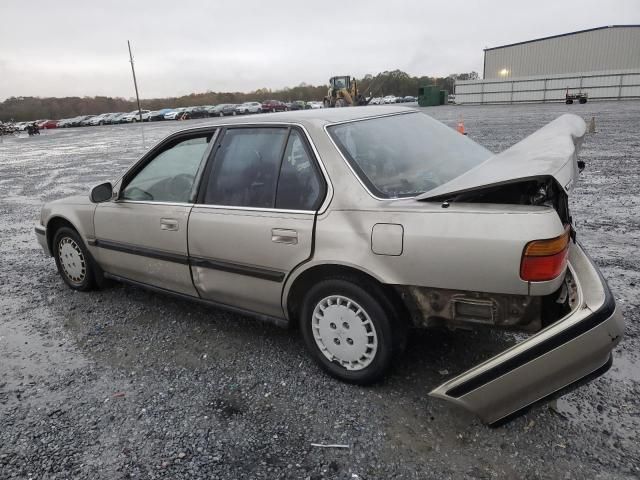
[455,25,640,104]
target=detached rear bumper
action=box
[430,241,624,425]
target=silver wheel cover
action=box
[312,295,378,371]
[58,237,86,284]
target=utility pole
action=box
[128,40,143,123]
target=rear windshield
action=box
[327,112,491,198]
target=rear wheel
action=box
[579,98,587,104]
[53,227,95,291]
[300,278,404,384]
[566,99,573,104]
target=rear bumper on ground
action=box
[430,241,624,425]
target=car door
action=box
[93,130,216,296]
[189,126,327,318]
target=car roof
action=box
[183,106,415,130]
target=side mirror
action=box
[90,182,113,203]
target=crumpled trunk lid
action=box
[416,114,587,202]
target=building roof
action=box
[484,25,640,52]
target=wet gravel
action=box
[1,101,639,479]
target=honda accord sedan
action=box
[35,107,623,425]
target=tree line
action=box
[0,70,479,122]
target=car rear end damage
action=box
[429,241,623,425]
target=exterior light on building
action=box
[499,68,509,77]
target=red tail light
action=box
[520,226,571,282]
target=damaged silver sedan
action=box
[35,106,623,425]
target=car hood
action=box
[416,114,587,201]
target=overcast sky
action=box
[1,0,638,100]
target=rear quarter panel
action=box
[287,203,565,298]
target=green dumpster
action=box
[418,85,441,107]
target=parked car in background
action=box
[403,96,416,103]
[35,108,622,427]
[79,116,97,127]
[383,95,397,104]
[235,102,262,114]
[88,113,112,126]
[261,100,288,112]
[62,116,90,128]
[103,113,125,124]
[307,101,323,109]
[57,117,75,128]
[164,108,186,120]
[289,100,308,111]
[148,109,174,121]
[179,106,209,120]
[37,119,59,129]
[122,110,151,122]
[209,104,237,117]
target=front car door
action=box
[93,129,216,296]
[188,126,327,318]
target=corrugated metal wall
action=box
[455,70,640,104]
[484,26,640,80]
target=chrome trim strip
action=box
[34,225,46,236]
[190,256,285,282]
[115,200,194,207]
[323,111,419,202]
[94,239,189,264]
[93,238,285,282]
[323,109,415,128]
[191,204,315,215]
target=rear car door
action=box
[93,130,215,296]
[188,126,326,318]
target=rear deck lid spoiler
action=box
[416,114,587,201]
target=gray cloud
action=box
[1,0,638,99]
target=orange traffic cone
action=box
[456,118,467,135]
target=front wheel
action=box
[53,227,96,291]
[300,278,404,384]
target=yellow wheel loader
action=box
[323,76,370,107]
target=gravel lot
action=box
[1,101,639,479]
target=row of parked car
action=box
[10,100,328,130]
[369,95,416,104]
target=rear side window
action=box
[276,130,323,210]
[203,128,287,208]
[202,127,325,210]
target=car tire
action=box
[300,278,405,385]
[53,227,96,292]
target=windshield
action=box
[327,112,491,198]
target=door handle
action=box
[271,228,298,245]
[160,218,179,231]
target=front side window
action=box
[203,128,287,208]
[122,135,211,203]
[327,112,491,198]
